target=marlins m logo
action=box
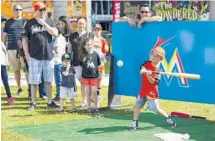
[152,37,189,88]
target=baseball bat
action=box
[171,112,206,120]
[153,71,200,80]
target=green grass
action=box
[7,69,15,74]
[9,113,215,141]
[1,86,215,141]
[105,60,110,74]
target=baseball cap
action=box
[34,2,46,11]
[94,24,102,30]
[61,53,71,62]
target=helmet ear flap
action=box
[161,56,164,61]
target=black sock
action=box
[97,88,101,95]
[28,84,31,97]
[31,102,36,105]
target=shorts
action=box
[28,57,54,84]
[135,95,160,112]
[81,78,98,86]
[7,50,21,71]
[20,57,26,68]
[60,87,76,99]
[74,66,82,79]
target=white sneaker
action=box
[166,117,177,128]
[41,95,48,100]
[97,95,101,103]
[97,95,101,108]
[130,121,138,131]
[81,102,87,108]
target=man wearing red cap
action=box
[21,2,58,110]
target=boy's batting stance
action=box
[130,47,176,131]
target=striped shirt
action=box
[3,18,23,50]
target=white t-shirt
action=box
[53,34,67,64]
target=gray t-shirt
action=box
[3,18,23,50]
[61,66,76,88]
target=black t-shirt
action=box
[3,18,23,50]
[81,51,101,78]
[21,18,55,60]
[61,66,76,88]
[69,31,89,66]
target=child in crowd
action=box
[60,53,77,114]
[79,38,101,114]
[92,24,109,108]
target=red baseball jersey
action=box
[139,61,160,99]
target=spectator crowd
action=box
[1,2,109,114]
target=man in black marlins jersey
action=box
[21,2,59,111]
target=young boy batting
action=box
[130,47,176,131]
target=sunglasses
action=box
[94,28,101,31]
[39,8,46,12]
[65,58,71,61]
[140,11,149,14]
[15,9,22,11]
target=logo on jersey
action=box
[31,25,46,34]
[152,36,189,87]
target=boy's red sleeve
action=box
[140,61,150,70]
[101,38,109,54]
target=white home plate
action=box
[154,133,190,141]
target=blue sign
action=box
[113,22,215,104]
